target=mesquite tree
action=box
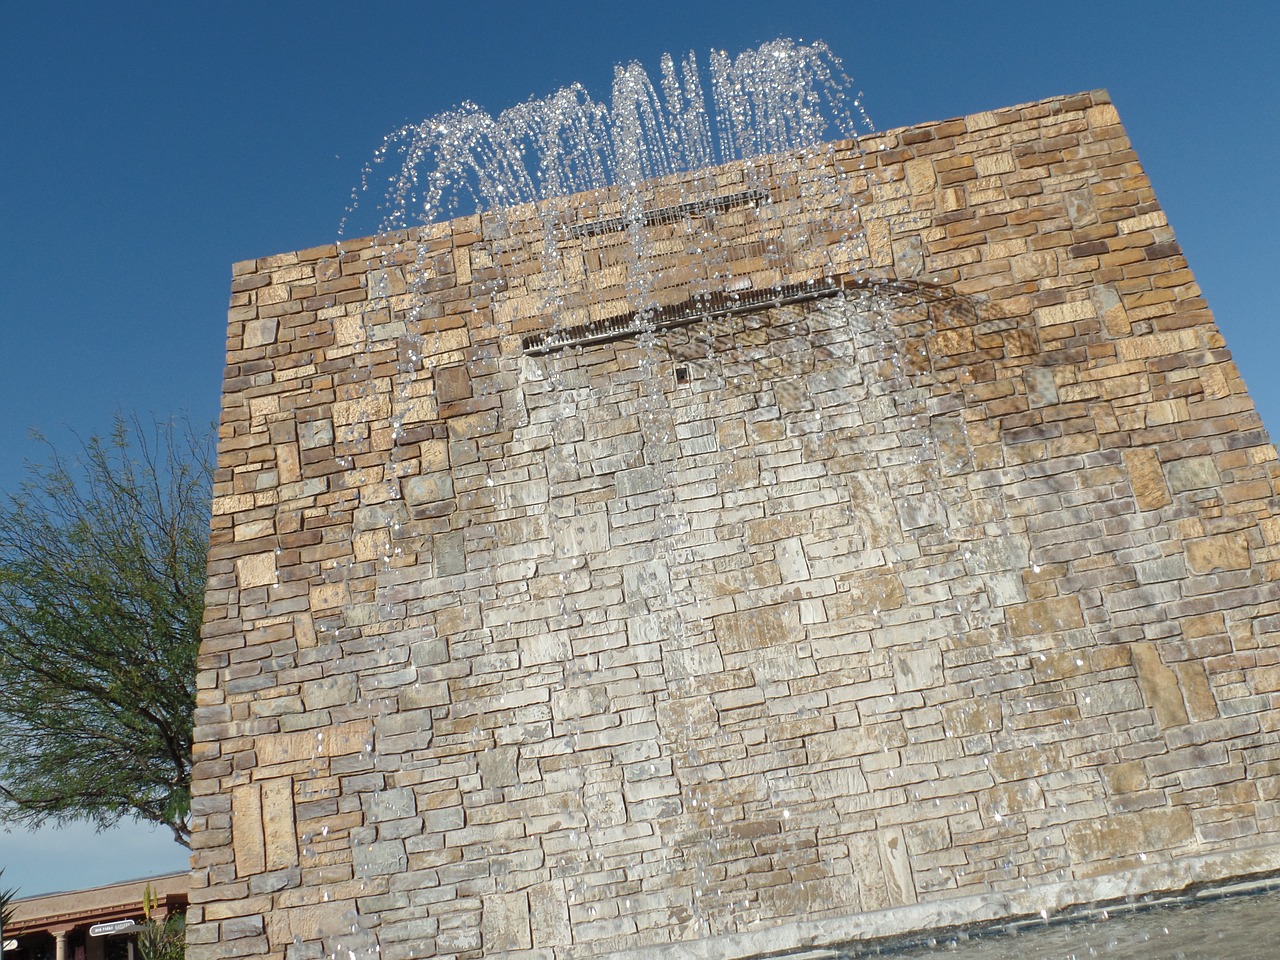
[0,417,211,846]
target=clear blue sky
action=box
[1,2,1276,897]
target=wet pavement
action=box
[863,888,1280,960]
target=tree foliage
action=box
[0,417,211,846]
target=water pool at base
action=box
[865,888,1280,960]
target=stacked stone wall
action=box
[189,91,1280,960]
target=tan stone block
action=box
[877,827,917,907]
[974,152,1015,177]
[904,158,937,195]
[276,443,301,484]
[418,438,450,472]
[1181,612,1225,640]
[745,514,811,545]
[1091,284,1130,336]
[1005,596,1085,636]
[1087,103,1121,128]
[984,780,1045,816]
[202,896,272,923]
[893,647,944,692]
[262,776,298,870]
[244,317,279,348]
[1124,448,1171,511]
[352,529,386,563]
[1119,212,1167,234]
[213,493,255,516]
[1091,645,1132,671]
[1253,664,1280,693]
[434,363,473,403]
[1031,650,1090,682]
[529,880,569,946]
[713,603,798,654]
[1064,806,1193,863]
[231,783,265,876]
[310,580,350,611]
[892,235,924,278]
[394,393,438,425]
[1131,642,1189,728]
[233,518,274,542]
[256,282,290,305]
[1011,252,1057,283]
[965,109,999,130]
[832,574,906,617]
[1174,661,1219,722]
[1115,329,1201,361]
[1200,364,1231,401]
[1101,760,1148,795]
[928,327,974,356]
[333,313,365,346]
[481,890,532,951]
[866,220,893,268]
[1146,399,1188,426]
[236,552,277,589]
[1186,533,1251,574]
[333,393,391,426]
[942,699,1002,737]
[990,744,1064,782]
[368,268,407,298]
[1034,300,1096,330]
[452,247,472,285]
[256,720,373,766]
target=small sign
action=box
[88,921,140,937]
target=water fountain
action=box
[189,40,1280,960]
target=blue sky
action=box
[1,2,1276,897]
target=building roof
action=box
[7,871,188,937]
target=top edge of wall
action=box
[229,88,1115,274]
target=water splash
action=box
[348,39,873,231]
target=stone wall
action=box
[189,91,1280,960]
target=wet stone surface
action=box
[870,889,1280,960]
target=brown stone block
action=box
[989,744,1065,782]
[1005,596,1085,636]
[1251,664,1280,693]
[713,603,799,654]
[1090,644,1132,672]
[438,393,501,421]
[1131,642,1190,728]
[1101,760,1149,795]
[1174,662,1219,723]
[256,720,373,767]
[262,776,298,871]
[942,699,1002,738]
[1186,533,1251,574]
[231,783,265,877]
[1123,447,1171,511]
[1223,479,1274,505]
[1031,650,1092,683]
[877,827,918,907]
[928,327,975,357]
[434,362,472,404]
[1065,806,1193,864]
